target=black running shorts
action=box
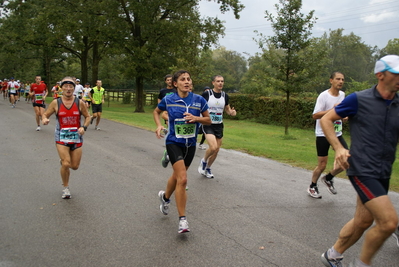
[202,123,224,139]
[166,143,196,167]
[92,103,102,113]
[349,176,390,204]
[316,135,348,157]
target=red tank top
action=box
[57,97,81,143]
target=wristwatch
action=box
[82,126,87,131]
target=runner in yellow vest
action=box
[89,80,105,130]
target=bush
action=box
[228,94,316,129]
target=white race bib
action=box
[60,127,80,143]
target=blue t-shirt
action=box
[158,92,208,147]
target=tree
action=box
[210,47,247,92]
[259,0,317,135]
[240,48,283,96]
[326,29,376,86]
[380,38,399,56]
[112,0,244,112]
[0,0,113,85]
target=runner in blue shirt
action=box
[153,70,211,234]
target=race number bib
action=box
[334,120,342,133]
[60,127,80,143]
[210,112,223,124]
[9,87,16,94]
[35,94,43,103]
[174,118,196,139]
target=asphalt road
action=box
[1,98,399,267]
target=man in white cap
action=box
[74,78,84,99]
[320,54,399,267]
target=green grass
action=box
[101,101,399,192]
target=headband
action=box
[60,80,76,88]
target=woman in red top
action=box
[42,76,91,199]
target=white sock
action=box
[328,246,342,259]
[356,259,370,267]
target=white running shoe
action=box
[178,218,190,233]
[158,190,170,215]
[198,144,206,150]
[205,168,214,179]
[321,250,343,267]
[36,126,41,131]
[307,186,322,199]
[198,159,207,176]
[62,187,71,199]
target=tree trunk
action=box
[134,76,145,113]
[44,48,51,89]
[80,36,89,83]
[92,40,100,85]
[284,90,290,135]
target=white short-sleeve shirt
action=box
[313,89,345,137]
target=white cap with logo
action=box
[374,55,399,74]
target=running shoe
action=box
[205,168,214,179]
[307,186,322,199]
[321,175,337,194]
[198,159,207,175]
[392,226,399,248]
[90,116,94,124]
[36,126,41,131]
[158,190,170,215]
[62,187,71,199]
[178,218,190,233]
[321,250,343,267]
[161,150,169,168]
[95,126,100,130]
[198,144,206,150]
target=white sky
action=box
[199,0,399,57]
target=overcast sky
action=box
[199,0,399,57]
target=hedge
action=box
[226,94,317,130]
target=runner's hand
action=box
[183,112,196,123]
[155,126,166,139]
[334,147,351,170]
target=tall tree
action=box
[260,0,317,135]
[211,47,247,92]
[380,38,399,56]
[240,47,283,96]
[113,0,244,112]
[326,29,375,86]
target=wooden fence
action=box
[106,89,158,106]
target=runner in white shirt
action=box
[7,77,20,108]
[73,79,84,99]
[307,72,348,199]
